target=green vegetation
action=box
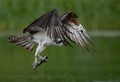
[0,36,120,81]
[0,0,120,31]
[0,0,120,82]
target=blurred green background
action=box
[0,0,120,31]
[0,0,120,82]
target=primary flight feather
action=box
[8,9,93,69]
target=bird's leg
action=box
[32,44,48,69]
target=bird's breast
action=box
[32,32,52,44]
[32,32,63,46]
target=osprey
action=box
[8,9,93,69]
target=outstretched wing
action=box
[60,12,94,50]
[23,9,59,34]
[23,9,71,46]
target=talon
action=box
[45,56,48,59]
[32,63,37,70]
[32,61,42,70]
[43,56,48,62]
[32,56,48,69]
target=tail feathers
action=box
[8,35,35,51]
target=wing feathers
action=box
[9,35,35,51]
[60,12,94,50]
[23,9,94,50]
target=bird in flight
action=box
[8,9,93,69]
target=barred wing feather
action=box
[67,24,92,50]
[60,12,94,50]
[23,9,71,46]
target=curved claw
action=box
[43,56,48,62]
[32,56,48,70]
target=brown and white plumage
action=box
[8,9,93,69]
[60,12,93,50]
[9,35,35,51]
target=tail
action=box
[8,35,35,51]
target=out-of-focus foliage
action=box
[0,0,120,31]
